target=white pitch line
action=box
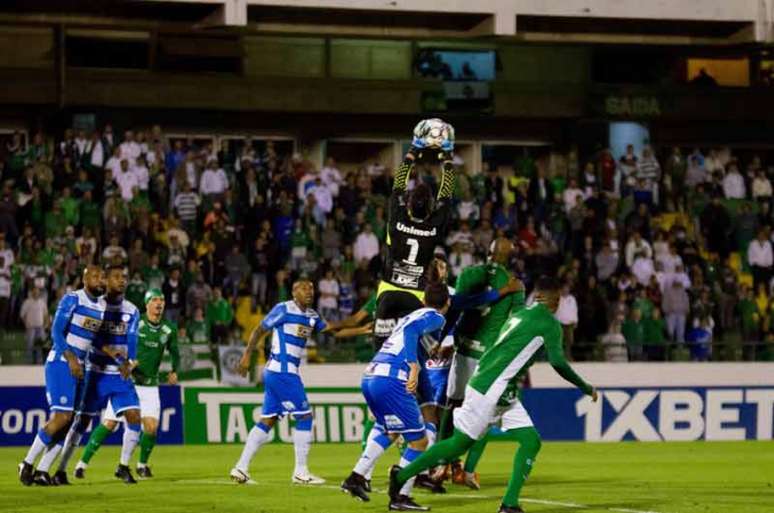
[174,478,667,513]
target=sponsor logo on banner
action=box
[183,387,367,444]
[522,387,774,442]
[0,386,184,446]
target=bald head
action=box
[83,264,105,297]
[489,237,515,265]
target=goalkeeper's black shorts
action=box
[373,283,424,352]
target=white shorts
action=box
[453,385,533,440]
[103,385,160,422]
[446,353,478,402]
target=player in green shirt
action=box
[74,289,179,480]
[435,238,520,488]
[389,277,597,513]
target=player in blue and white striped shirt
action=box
[343,282,450,511]
[19,264,106,487]
[54,265,143,484]
[230,279,360,485]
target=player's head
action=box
[427,255,448,285]
[292,279,314,309]
[407,182,433,222]
[82,264,106,297]
[144,288,165,322]
[424,282,450,315]
[533,276,561,313]
[104,264,128,297]
[489,237,515,265]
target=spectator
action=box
[752,169,772,201]
[102,234,128,263]
[187,306,211,346]
[0,233,14,325]
[636,147,661,205]
[700,195,732,259]
[19,287,49,364]
[555,283,578,359]
[353,223,379,264]
[224,244,250,299]
[206,287,234,345]
[562,178,584,213]
[126,271,148,310]
[186,271,213,315]
[722,163,746,199]
[748,228,773,289]
[662,280,689,344]
[622,308,645,361]
[114,159,139,202]
[449,242,475,280]
[643,307,667,361]
[199,159,229,203]
[163,267,185,323]
[318,268,340,322]
[601,316,628,362]
[320,157,343,197]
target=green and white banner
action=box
[161,343,216,381]
[183,387,367,444]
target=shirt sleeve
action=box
[437,161,456,200]
[314,314,328,333]
[362,292,377,318]
[260,303,286,330]
[543,320,593,395]
[392,156,414,193]
[51,293,78,356]
[450,288,500,310]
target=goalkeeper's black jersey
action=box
[382,192,451,291]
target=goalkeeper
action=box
[374,119,456,349]
[389,277,598,513]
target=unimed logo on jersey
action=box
[183,388,367,444]
[540,387,774,442]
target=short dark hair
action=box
[408,182,432,220]
[104,263,127,274]
[424,282,449,310]
[534,276,560,294]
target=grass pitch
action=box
[1,441,772,513]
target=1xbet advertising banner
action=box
[0,386,184,446]
[183,386,773,444]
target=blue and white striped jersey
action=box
[87,297,140,375]
[262,300,327,374]
[371,307,445,380]
[47,289,106,364]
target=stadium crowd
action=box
[1,125,773,364]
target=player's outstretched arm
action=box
[436,151,456,200]
[393,149,418,193]
[328,322,373,339]
[545,323,596,399]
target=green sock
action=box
[502,427,542,508]
[438,406,454,442]
[361,418,375,449]
[463,436,489,473]
[80,423,112,464]
[139,432,157,465]
[396,429,475,484]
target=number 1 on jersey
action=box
[405,238,419,264]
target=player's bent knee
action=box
[104,420,119,432]
[123,409,142,424]
[51,411,73,427]
[142,417,159,435]
[407,435,428,451]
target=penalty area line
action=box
[173,478,665,513]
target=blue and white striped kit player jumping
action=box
[347,283,450,509]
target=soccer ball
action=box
[412,118,455,151]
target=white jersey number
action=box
[405,238,419,265]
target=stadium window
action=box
[65,30,150,70]
[156,35,242,74]
[686,58,749,87]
